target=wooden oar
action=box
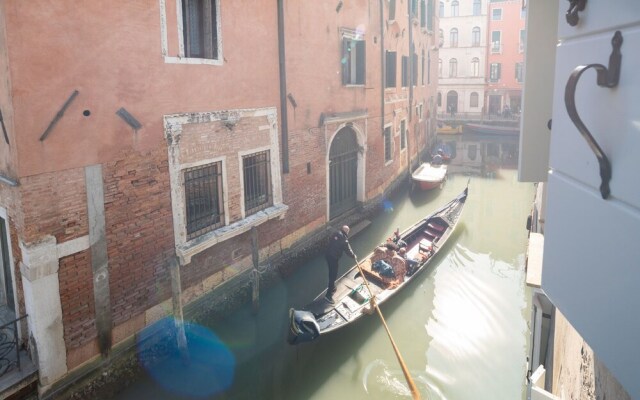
[348,244,421,400]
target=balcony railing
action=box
[0,315,27,378]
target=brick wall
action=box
[58,250,96,350]
[103,148,174,326]
[19,169,88,244]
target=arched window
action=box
[451,1,459,17]
[438,59,442,77]
[473,0,481,16]
[472,27,481,47]
[450,28,458,48]
[439,1,444,17]
[449,58,457,77]
[470,92,479,107]
[471,57,480,77]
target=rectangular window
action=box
[412,52,418,86]
[491,31,501,53]
[515,62,524,82]
[520,29,526,52]
[490,63,501,82]
[243,151,273,216]
[402,55,409,87]
[385,51,397,88]
[389,0,396,20]
[420,0,426,28]
[411,0,418,16]
[473,0,481,16]
[492,8,502,20]
[342,38,366,85]
[427,0,434,31]
[185,162,224,240]
[421,51,425,85]
[384,127,393,162]
[400,120,407,150]
[182,0,219,59]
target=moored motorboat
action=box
[411,162,447,190]
[288,185,469,344]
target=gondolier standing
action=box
[324,225,355,303]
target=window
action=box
[182,0,220,60]
[438,29,444,47]
[492,8,502,20]
[472,27,481,46]
[402,55,409,87]
[412,52,418,86]
[400,120,407,150]
[521,6,526,19]
[426,0,434,31]
[451,1,459,16]
[342,37,366,85]
[450,28,458,48]
[384,126,393,162]
[515,62,524,82]
[389,0,396,20]
[438,58,442,77]
[411,0,418,16]
[185,162,224,240]
[385,51,397,88]
[520,29,526,52]
[471,57,480,77]
[420,0,426,27]
[437,92,442,106]
[490,62,501,82]
[243,151,273,216]
[449,58,457,78]
[421,50,425,85]
[470,92,479,107]
[427,51,431,84]
[491,31,501,53]
[439,1,444,17]
[473,0,481,16]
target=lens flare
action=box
[382,199,394,213]
[137,317,236,398]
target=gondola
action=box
[288,185,469,344]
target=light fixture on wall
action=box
[221,112,239,130]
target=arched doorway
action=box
[446,91,458,115]
[329,127,359,219]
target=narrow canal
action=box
[115,135,535,400]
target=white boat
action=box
[411,162,447,190]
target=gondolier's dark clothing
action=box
[324,230,355,296]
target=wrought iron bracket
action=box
[566,0,587,26]
[564,31,623,199]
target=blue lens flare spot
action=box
[382,199,394,213]
[137,317,236,398]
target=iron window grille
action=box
[184,162,224,240]
[384,127,393,162]
[243,151,273,216]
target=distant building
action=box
[0,0,439,397]
[485,0,525,117]
[437,0,488,119]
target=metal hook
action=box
[566,0,587,26]
[564,31,623,199]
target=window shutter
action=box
[356,40,366,84]
[342,39,349,85]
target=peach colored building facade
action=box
[0,0,438,397]
[485,0,525,116]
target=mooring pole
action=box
[251,226,260,313]
[170,256,189,365]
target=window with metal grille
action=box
[400,120,407,150]
[243,151,273,215]
[490,63,501,82]
[182,0,219,60]
[384,127,392,162]
[184,162,224,240]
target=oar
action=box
[348,244,421,400]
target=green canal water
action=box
[115,135,535,400]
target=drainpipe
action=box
[380,0,385,139]
[277,0,289,173]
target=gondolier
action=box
[324,225,355,303]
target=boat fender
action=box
[287,309,320,345]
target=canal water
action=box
[115,134,534,400]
